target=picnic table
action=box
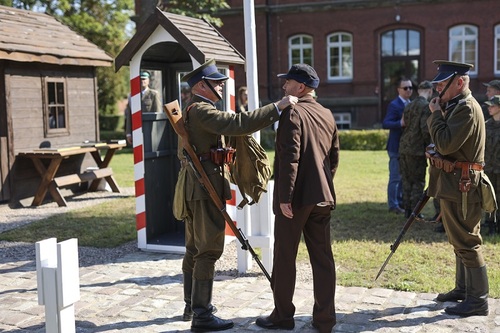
[17,142,126,207]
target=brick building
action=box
[215,0,499,129]
[133,0,499,129]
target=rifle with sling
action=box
[375,190,430,280]
[164,100,272,283]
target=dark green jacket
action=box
[180,95,279,202]
[427,89,485,203]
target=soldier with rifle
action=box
[176,58,297,332]
[427,60,489,317]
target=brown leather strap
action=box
[455,161,484,171]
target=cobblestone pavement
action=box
[1,249,499,333]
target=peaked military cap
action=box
[482,80,500,91]
[431,60,474,83]
[140,71,150,79]
[277,63,320,89]
[182,58,228,87]
[485,95,500,106]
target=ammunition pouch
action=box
[209,147,236,166]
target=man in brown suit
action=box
[256,64,339,333]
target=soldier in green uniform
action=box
[178,58,297,332]
[483,95,500,233]
[399,80,433,218]
[427,60,489,317]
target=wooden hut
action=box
[0,5,113,205]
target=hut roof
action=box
[115,8,245,71]
[0,5,112,67]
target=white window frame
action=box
[495,24,500,75]
[327,32,353,81]
[334,112,351,130]
[449,25,478,76]
[288,34,313,68]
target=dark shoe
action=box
[436,289,466,302]
[444,266,489,317]
[191,314,234,332]
[255,316,294,330]
[191,279,233,332]
[445,297,489,317]
[389,207,405,214]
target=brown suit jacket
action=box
[273,94,339,213]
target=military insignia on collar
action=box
[458,99,466,105]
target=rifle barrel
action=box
[375,190,430,280]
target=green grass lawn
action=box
[2,149,499,297]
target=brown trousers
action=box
[269,204,336,332]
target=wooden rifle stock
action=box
[164,100,271,283]
[375,190,430,281]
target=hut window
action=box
[43,78,68,136]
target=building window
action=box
[449,25,478,75]
[495,24,500,75]
[43,77,68,136]
[334,112,351,130]
[381,29,420,56]
[289,35,313,67]
[327,32,353,81]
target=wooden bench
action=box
[53,167,114,188]
[17,143,125,207]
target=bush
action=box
[100,130,126,142]
[261,128,388,151]
[99,115,124,131]
[339,129,388,150]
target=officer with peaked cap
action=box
[427,60,490,317]
[176,58,298,332]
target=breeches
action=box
[182,199,226,280]
[440,199,485,267]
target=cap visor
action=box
[204,72,228,81]
[431,72,455,83]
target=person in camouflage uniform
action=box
[399,80,434,218]
[483,95,500,233]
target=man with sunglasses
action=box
[177,58,297,332]
[427,60,489,317]
[383,77,413,214]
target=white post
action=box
[243,0,260,143]
[36,238,80,333]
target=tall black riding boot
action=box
[182,272,193,321]
[191,279,233,332]
[436,256,466,302]
[445,266,489,317]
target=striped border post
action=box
[129,74,147,249]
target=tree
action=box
[158,0,229,27]
[5,0,134,116]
